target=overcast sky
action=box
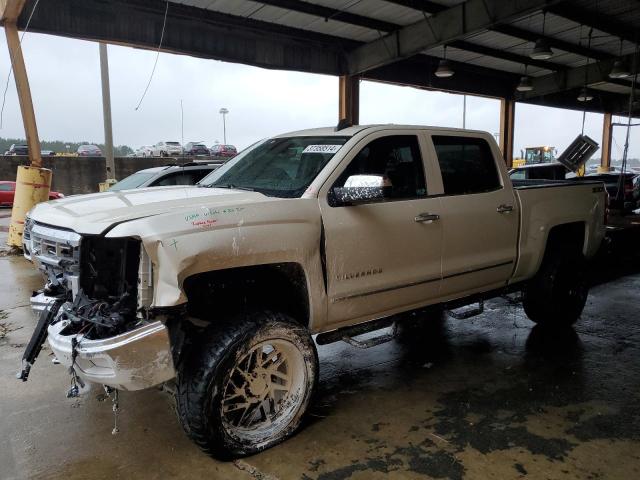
[0,31,637,158]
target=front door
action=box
[319,132,443,327]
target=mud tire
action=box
[523,248,589,327]
[175,311,318,459]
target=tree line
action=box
[0,137,133,156]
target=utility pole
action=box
[219,107,229,144]
[99,43,115,190]
[462,95,467,129]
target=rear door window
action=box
[432,136,500,195]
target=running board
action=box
[316,316,396,347]
[446,300,484,320]
[341,323,398,349]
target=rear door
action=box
[319,131,443,327]
[427,133,519,297]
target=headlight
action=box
[23,215,34,240]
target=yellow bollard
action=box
[7,165,52,248]
[98,179,117,192]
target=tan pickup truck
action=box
[22,125,606,458]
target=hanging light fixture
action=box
[435,45,455,78]
[577,86,593,102]
[609,40,630,79]
[530,12,554,60]
[516,65,534,92]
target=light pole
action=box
[219,107,229,144]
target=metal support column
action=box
[2,1,52,247]
[499,98,515,168]
[99,42,116,191]
[339,75,360,125]
[599,112,613,173]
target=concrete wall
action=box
[0,156,222,195]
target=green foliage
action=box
[0,137,133,156]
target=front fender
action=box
[106,198,328,330]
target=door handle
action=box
[497,204,514,213]
[415,212,440,223]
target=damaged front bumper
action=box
[33,295,176,391]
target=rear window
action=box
[432,136,500,195]
[167,142,181,146]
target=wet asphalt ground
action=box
[1,215,639,480]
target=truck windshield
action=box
[199,136,350,197]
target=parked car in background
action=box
[109,163,221,191]
[152,141,183,157]
[7,144,29,155]
[209,143,237,158]
[136,145,153,157]
[77,144,102,156]
[183,142,210,156]
[0,181,63,207]
[41,150,55,156]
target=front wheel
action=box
[175,311,318,459]
[523,249,589,327]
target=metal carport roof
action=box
[6,0,640,115]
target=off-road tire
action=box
[175,311,318,459]
[523,248,589,326]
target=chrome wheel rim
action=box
[221,339,306,442]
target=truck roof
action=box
[275,124,491,138]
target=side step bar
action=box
[446,300,484,320]
[316,316,397,348]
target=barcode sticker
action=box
[302,144,343,154]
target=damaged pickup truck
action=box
[21,125,606,458]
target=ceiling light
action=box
[516,75,533,92]
[577,87,593,102]
[530,38,553,60]
[435,59,455,78]
[609,59,630,79]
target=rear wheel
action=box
[523,249,589,327]
[175,311,318,459]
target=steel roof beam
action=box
[492,24,612,61]
[255,0,398,33]
[17,0,355,75]
[547,4,639,44]
[381,0,446,14]
[450,40,565,72]
[346,0,563,74]
[523,52,639,99]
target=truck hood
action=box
[29,186,271,235]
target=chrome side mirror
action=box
[331,174,389,206]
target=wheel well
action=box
[545,222,585,257]
[183,263,310,327]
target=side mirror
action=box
[331,174,389,206]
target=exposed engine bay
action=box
[58,236,143,339]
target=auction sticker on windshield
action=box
[302,144,343,154]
